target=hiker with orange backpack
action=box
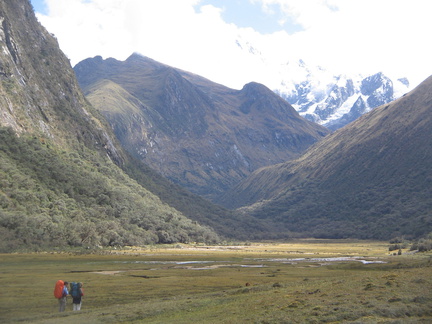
[54,280,69,312]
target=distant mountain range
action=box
[220,76,432,239]
[276,67,410,130]
[74,54,329,200]
[234,37,411,130]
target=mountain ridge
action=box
[74,53,330,200]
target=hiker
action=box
[72,282,84,311]
[58,281,69,312]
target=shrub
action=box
[409,232,432,252]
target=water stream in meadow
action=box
[88,256,385,273]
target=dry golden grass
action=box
[1,240,431,323]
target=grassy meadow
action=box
[1,240,431,323]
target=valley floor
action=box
[1,240,431,323]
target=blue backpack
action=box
[70,282,80,298]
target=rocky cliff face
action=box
[0,0,122,163]
[74,54,330,200]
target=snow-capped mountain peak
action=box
[233,37,411,130]
[275,66,410,130]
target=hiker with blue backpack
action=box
[70,282,84,311]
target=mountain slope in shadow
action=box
[221,76,432,239]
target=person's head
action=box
[79,282,83,288]
[64,281,69,286]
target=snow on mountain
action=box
[234,37,410,130]
[274,64,410,130]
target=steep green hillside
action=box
[0,127,219,251]
[74,54,330,200]
[222,76,432,240]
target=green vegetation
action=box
[0,127,219,251]
[0,240,431,323]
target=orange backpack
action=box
[54,280,64,299]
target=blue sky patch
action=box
[195,0,303,34]
[30,0,47,15]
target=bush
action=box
[389,244,400,252]
[409,232,432,252]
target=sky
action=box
[30,0,432,90]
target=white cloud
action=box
[37,0,432,90]
[41,0,133,62]
[253,0,432,86]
